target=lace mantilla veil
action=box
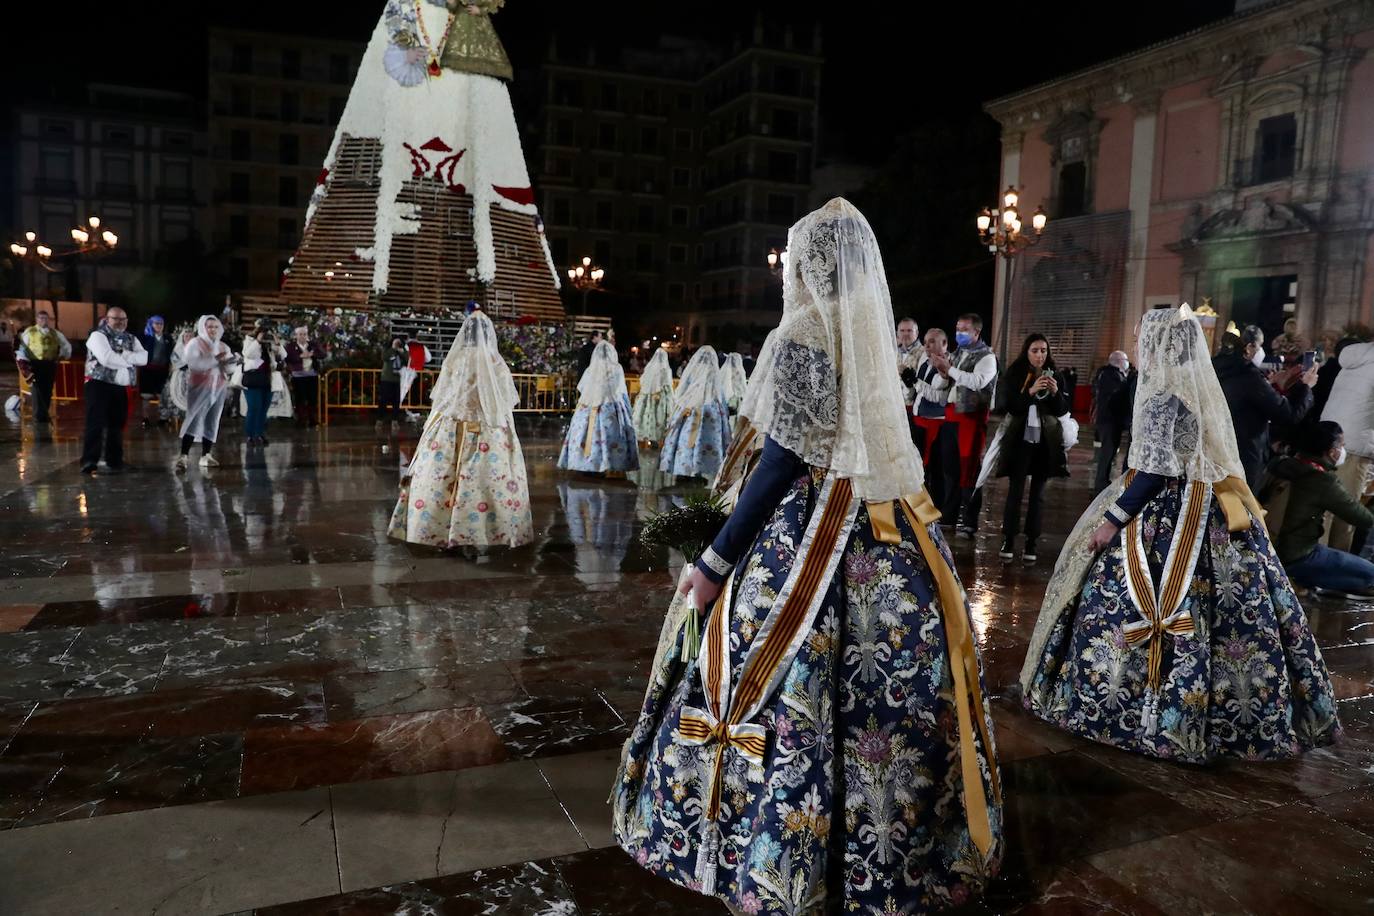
[427,309,519,429]
[748,198,924,501]
[637,348,673,396]
[576,339,629,408]
[1020,304,1244,692]
[672,346,724,414]
[737,330,779,424]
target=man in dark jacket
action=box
[1212,325,1316,489]
[1262,421,1374,598]
[1091,350,1130,491]
[576,330,602,377]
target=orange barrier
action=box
[317,368,575,425]
[16,359,85,404]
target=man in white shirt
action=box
[927,312,998,536]
[82,307,147,475]
[895,318,924,416]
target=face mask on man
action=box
[955,331,973,348]
[1250,346,1266,368]
[1335,446,1348,467]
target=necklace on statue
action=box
[412,0,457,77]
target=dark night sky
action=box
[5,1,1238,159]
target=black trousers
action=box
[1094,423,1123,492]
[292,375,319,424]
[377,380,401,419]
[1002,444,1048,542]
[81,380,127,469]
[28,359,57,422]
[936,423,981,529]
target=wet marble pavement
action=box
[0,395,1372,915]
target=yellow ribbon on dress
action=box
[686,408,703,450]
[582,405,601,457]
[1215,475,1267,534]
[455,420,482,470]
[866,489,1001,859]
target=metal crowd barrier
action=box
[317,368,576,425]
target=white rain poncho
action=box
[671,346,724,415]
[747,198,924,501]
[180,316,233,442]
[719,352,747,410]
[426,309,519,429]
[576,339,629,408]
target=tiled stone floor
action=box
[1,388,1372,914]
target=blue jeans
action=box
[1286,544,1374,592]
[243,388,269,438]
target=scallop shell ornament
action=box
[385,43,429,87]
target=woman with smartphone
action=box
[988,333,1071,563]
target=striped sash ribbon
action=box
[711,420,758,497]
[679,473,857,894]
[1122,478,1210,735]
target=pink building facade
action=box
[984,0,1374,376]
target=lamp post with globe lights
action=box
[8,232,54,325]
[8,217,119,328]
[69,216,120,328]
[566,256,605,316]
[976,186,1047,361]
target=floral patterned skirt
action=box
[558,396,640,473]
[389,415,533,548]
[613,474,1002,914]
[658,400,730,480]
[1024,479,1341,763]
[632,389,673,444]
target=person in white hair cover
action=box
[631,346,674,446]
[1020,304,1340,762]
[658,346,731,480]
[613,199,1002,914]
[175,315,236,471]
[559,338,640,474]
[389,308,532,548]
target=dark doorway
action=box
[1058,161,1087,218]
[1230,274,1296,342]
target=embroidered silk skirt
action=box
[632,388,673,444]
[559,395,640,473]
[1023,478,1341,762]
[658,400,730,480]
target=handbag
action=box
[241,364,271,390]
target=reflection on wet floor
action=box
[0,401,1371,914]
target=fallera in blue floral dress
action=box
[1023,476,1341,763]
[613,459,1003,914]
[659,397,731,480]
[559,393,640,474]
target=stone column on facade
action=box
[1121,94,1159,353]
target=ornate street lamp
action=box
[565,255,605,315]
[766,247,787,275]
[8,231,55,325]
[70,215,120,327]
[976,186,1047,360]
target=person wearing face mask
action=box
[927,313,998,536]
[1262,421,1374,598]
[1090,350,1132,492]
[174,316,236,471]
[1319,334,1374,556]
[284,325,327,427]
[81,307,148,475]
[1212,324,1316,490]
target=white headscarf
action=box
[1128,304,1243,483]
[427,309,519,428]
[747,198,923,501]
[720,352,747,404]
[576,339,628,408]
[637,347,673,396]
[738,331,779,423]
[196,315,224,348]
[672,346,724,413]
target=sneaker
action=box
[174,455,188,473]
[1023,541,1039,564]
[199,454,219,468]
[998,540,1015,561]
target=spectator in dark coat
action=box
[1091,350,1131,492]
[1212,324,1317,490]
[576,330,603,377]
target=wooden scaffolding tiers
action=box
[280,135,564,322]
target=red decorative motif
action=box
[494,186,535,206]
[415,499,426,509]
[316,168,330,186]
[477,502,489,512]
[421,137,452,152]
[478,442,490,452]
[403,137,468,194]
